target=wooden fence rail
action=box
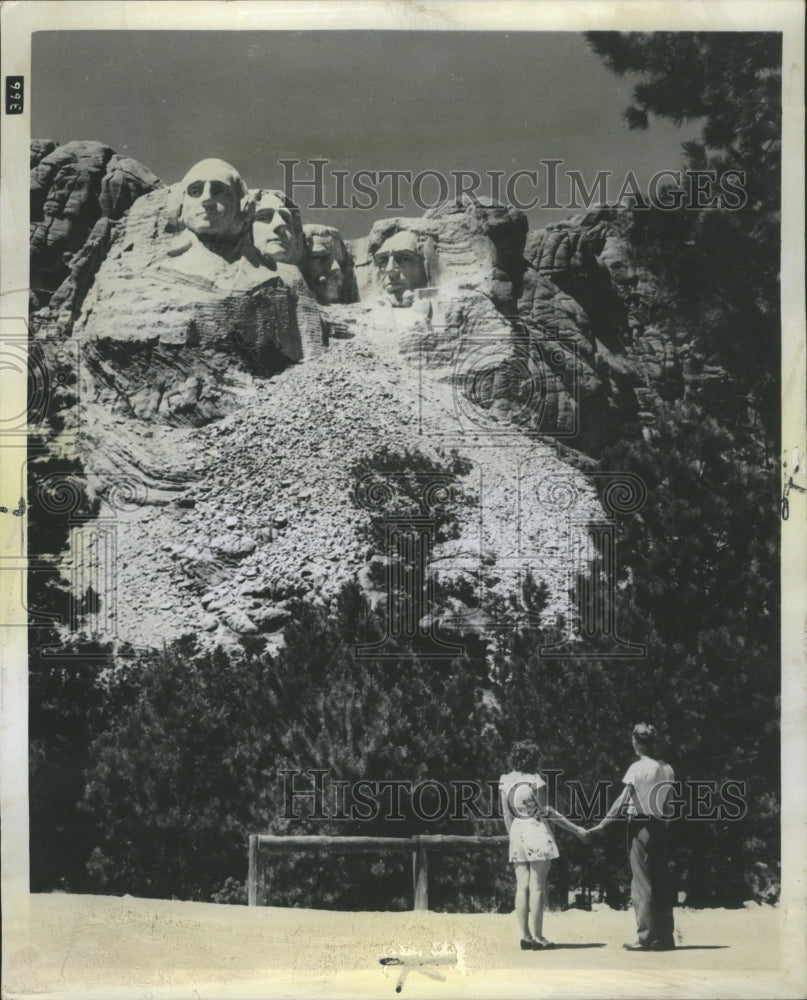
[247,833,509,911]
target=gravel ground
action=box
[3,892,791,1000]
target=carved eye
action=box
[374,254,389,267]
[186,182,203,197]
[209,182,228,198]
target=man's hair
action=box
[509,740,541,772]
[632,722,657,749]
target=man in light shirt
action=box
[589,723,676,951]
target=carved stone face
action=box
[373,231,427,304]
[179,159,245,241]
[305,228,347,304]
[253,190,304,265]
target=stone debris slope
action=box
[101,314,601,649]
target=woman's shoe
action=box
[532,938,555,950]
[520,938,536,950]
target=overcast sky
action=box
[32,31,695,238]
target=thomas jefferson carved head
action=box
[372,230,428,305]
[252,189,305,265]
[178,159,251,243]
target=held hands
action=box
[572,822,608,844]
[585,821,608,839]
[572,824,590,843]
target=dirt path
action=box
[3,893,792,999]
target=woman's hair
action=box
[509,740,541,772]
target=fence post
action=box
[412,842,429,911]
[248,834,258,906]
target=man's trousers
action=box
[627,817,675,949]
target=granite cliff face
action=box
[30,140,162,324]
[29,141,686,651]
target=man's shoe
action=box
[651,940,676,951]
[622,942,650,951]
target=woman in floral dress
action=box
[500,740,588,949]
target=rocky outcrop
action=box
[30,138,58,169]
[510,212,684,449]
[347,200,683,453]
[425,197,530,307]
[30,140,162,313]
[44,217,115,338]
